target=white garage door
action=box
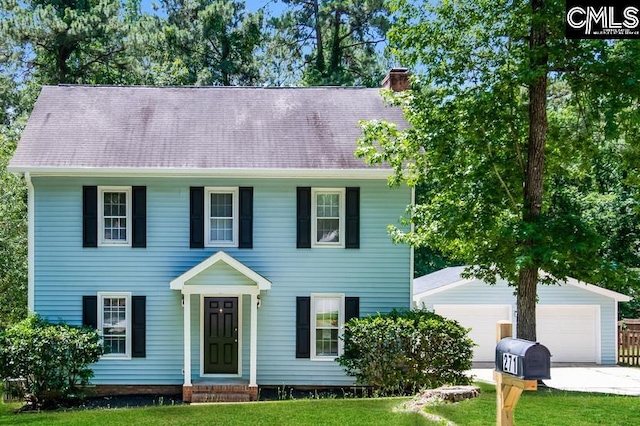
[434,305,512,362]
[536,305,599,363]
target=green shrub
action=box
[336,309,474,394]
[0,314,104,408]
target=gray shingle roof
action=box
[413,266,468,295]
[413,266,632,301]
[9,85,405,174]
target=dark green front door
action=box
[204,297,238,374]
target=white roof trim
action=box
[413,277,476,301]
[544,273,632,302]
[170,251,271,292]
[413,267,632,302]
[7,166,391,180]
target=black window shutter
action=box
[345,187,360,249]
[132,296,146,358]
[190,187,205,248]
[82,186,98,248]
[132,186,147,248]
[82,296,98,329]
[296,187,311,248]
[238,187,253,249]
[345,297,360,322]
[296,296,311,358]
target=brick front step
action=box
[184,384,258,403]
[191,392,251,403]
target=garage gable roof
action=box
[414,266,632,302]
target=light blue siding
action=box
[418,279,619,364]
[32,177,411,385]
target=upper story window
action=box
[312,188,345,248]
[205,187,239,247]
[99,187,131,246]
[98,292,131,359]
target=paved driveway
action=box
[471,365,640,396]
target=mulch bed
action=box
[12,394,184,412]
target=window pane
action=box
[210,218,233,242]
[317,219,339,243]
[116,193,126,216]
[103,191,127,242]
[209,192,234,244]
[104,335,126,354]
[315,298,339,327]
[315,329,339,356]
[316,194,339,218]
[103,297,127,354]
[211,193,233,217]
[104,218,127,242]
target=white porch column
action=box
[250,293,258,387]
[183,293,191,386]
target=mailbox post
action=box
[493,321,551,426]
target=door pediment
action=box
[170,251,271,295]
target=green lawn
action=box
[0,398,426,426]
[2,383,639,426]
[423,382,640,426]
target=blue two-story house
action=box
[8,70,412,402]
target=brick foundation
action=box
[91,385,183,397]
[183,385,192,402]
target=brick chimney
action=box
[381,68,411,91]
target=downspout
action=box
[25,172,35,313]
[614,300,620,364]
[410,185,415,309]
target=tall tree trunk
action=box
[313,0,324,73]
[518,0,548,341]
[56,45,71,84]
[329,9,342,77]
[221,35,231,86]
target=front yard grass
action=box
[423,382,640,425]
[0,397,426,426]
[2,382,639,425]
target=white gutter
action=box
[6,166,393,180]
[25,172,35,313]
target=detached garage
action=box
[414,267,631,364]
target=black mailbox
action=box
[495,338,551,380]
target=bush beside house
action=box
[0,315,104,408]
[337,309,474,394]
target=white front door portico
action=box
[169,251,271,389]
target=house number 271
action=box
[502,353,519,375]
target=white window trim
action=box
[98,186,132,247]
[311,188,345,248]
[311,293,345,361]
[97,292,132,360]
[205,187,239,247]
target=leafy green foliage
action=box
[0,128,26,328]
[0,315,104,408]
[267,0,390,86]
[357,0,640,333]
[1,0,152,85]
[337,309,473,394]
[159,0,264,86]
